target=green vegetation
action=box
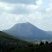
[0,31,52,52]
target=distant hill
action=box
[0,31,35,52]
[4,22,52,41]
[0,31,32,46]
[0,31,17,41]
[0,31,30,43]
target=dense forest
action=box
[0,31,52,52]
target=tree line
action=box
[0,40,52,52]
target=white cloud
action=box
[0,0,52,31]
[0,0,42,14]
[0,2,14,11]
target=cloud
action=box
[0,0,45,30]
[0,0,52,31]
[0,0,42,14]
[0,0,36,4]
[0,1,40,14]
[0,2,15,14]
[0,2,13,10]
[10,4,39,14]
[0,12,28,30]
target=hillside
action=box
[0,31,30,45]
[0,31,52,52]
[0,31,34,52]
[0,31,15,40]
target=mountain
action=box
[4,22,52,41]
[47,31,52,35]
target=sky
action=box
[0,0,52,31]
